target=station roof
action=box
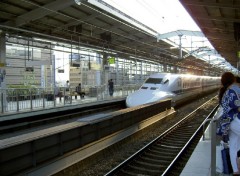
[179,0,240,70]
[0,0,173,58]
[0,0,238,72]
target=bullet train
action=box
[126,73,221,107]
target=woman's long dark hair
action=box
[218,72,235,104]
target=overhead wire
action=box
[141,0,167,25]
[108,0,133,17]
[136,0,161,20]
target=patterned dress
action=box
[220,84,240,135]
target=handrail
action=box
[202,104,220,176]
[202,104,219,141]
[211,115,218,176]
[202,118,212,141]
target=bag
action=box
[216,145,223,173]
[221,143,233,174]
[237,150,240,173]
[216,122,223,136]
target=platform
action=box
[180,124,230,176]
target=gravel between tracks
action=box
[54,93,218,176]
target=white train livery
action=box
[126,73,220,107]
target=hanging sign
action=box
[108,57,115,64]
[0,62,5,67]
[238,51,240,58]
[58,69,64,73]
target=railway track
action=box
[0,93,217,176]
[105,97,218,176]
[0,98,172,176]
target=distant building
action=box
[5,37,52,87]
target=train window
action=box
[163,79,169,84]
[150,87,158,90]
[141,86,148,89]
[145,78,162,84]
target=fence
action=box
[0,84,140,114]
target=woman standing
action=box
[219,72,240,175]
[108,79,114,96]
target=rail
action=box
[105,97,218,176]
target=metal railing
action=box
[0,84,140,114]
[202,104,220,176]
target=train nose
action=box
[126,90,174,107]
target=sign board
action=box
[25,67,34,72]
[0,63,5,67]
[91,62,101,70]
[108,57,115,64]
[238,51,240,58]
[58,69,64,73]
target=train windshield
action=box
[145,78,163,84]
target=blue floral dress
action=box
[220,84,240,136]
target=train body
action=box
[126,73,221,107]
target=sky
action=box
[102,0,200,34]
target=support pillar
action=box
[0,32,7,112]
[208,55,211,75]
[179,34,183,59]
[163,64,167,72]
[102,53,109,96]
[173,66,178,73]
[95,53,101,86]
